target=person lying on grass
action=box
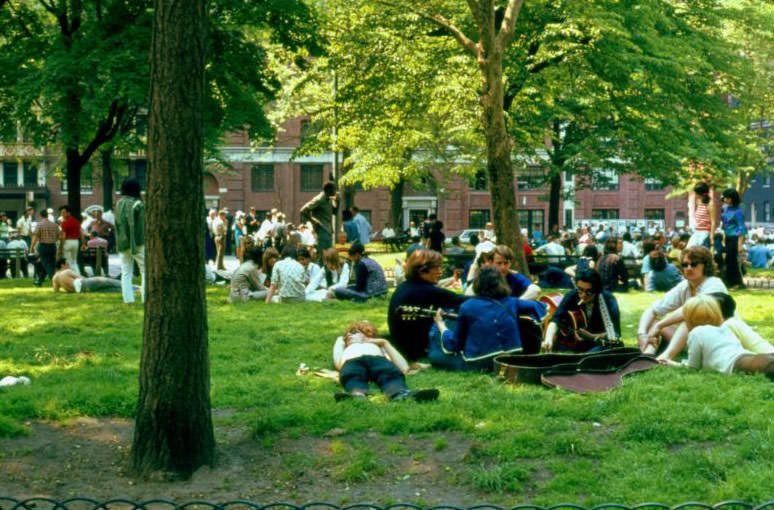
[709,292,774,355]
[332,321,439,402]
[52,258,123,293]
[661,294,774,379]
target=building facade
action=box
[1,118,691,234]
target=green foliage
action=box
[3,279,774,502]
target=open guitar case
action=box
[494,347,659,394]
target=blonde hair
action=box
[683,295,724,330]
[322,247,341,271]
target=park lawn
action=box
[2,280,774,504]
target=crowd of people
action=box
[2,180,773,400]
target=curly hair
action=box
[405,249,442,282]
[472,266,510,299]
[681,246,716,277]
[344,321,378,339]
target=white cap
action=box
[475,240,495,255]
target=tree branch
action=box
[80,100,128,166]
[496,0,525,49]
[7,1,34,38]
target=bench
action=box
[0,248,28,278]
[383,235,410,252]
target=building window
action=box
[591,209,619,220]
[564,209,574,228]
[250,164,274,192]
[644,178,665,191]
[644,209,665,220]
[592,169,619,191]
[764,201,771,222]
[3,161,18,187]
[469,209,490,229]
[300,164,323,192]
[300,120,320,144]
[518,209,545,235]
[23,162,37,187]
[517,166,546,191]
[471,169,488,191]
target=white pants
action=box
[63,239,80,275]
[686,230,710,248]
[119,246,145,304]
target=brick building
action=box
[1,118,689,234]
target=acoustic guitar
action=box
[538,293,623,352]
[396,305,543,354]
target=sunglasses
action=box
[681,262,701,268]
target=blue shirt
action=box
[506,272,532,297]
[721,205,747,237]
[343,220,359,243]
[353,213,371,246]
[440,297,546,361]
[748,244,772,268]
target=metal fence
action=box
[2,500,774,510]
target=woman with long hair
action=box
[721,188,747,289]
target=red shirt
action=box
[60,217,81,239]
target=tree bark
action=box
[131,0,214,480]
[101,148,114,211]
[390,177,404,229]
[548,170,562,231]
[65,148,84,214]
[340,149,356,210]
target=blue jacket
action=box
[344,220,359,243]
[440,297,546,361]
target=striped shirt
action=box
[694,202,711,231]
[33,219,60,244]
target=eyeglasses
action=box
[681,262,701,268]
[576,286,595,295]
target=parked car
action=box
[446,229,487,245]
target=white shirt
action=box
[650,276,727,317]
[535,241,565,256]
[305,262,325,294]
[257,219,273,240]
[683,324,751,375]
[300,229,316,246]
[211,217,225,237]
[621,241,639,258]
[382,228,395,238]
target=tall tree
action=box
[131,0,212,478]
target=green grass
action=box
[2,278,774,503]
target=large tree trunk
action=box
[478,40,527,274]
[340,149,356,210]
[65,148,83,214]
[101,148,114,211]
[131,0,214,479]
[390,177,404,229]
[548,171,562,231]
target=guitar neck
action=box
[397,305,458,320]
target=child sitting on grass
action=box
[332,321,439,402]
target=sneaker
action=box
[334,392,367,402]
[390,388,439,402]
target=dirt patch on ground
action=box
[0,417,494,505]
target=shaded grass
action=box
[2,277,774,502]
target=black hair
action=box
[581,244,599,260]
[622,232,632,242]
[59,205,71,213]
[121,178,142,198]
[650,253,667,272]
[694,182,710,204]
[722,188,741,207]
[348,242,365,256]
[323,181,337,195]
[710,292,735,320]
[297,247,312,260]
[469,233,479,246]
[55,258,68,270]
[428,213,437,220]
[352,206,360,213]
[473,266,510,299]
[451,236,461,245]
[575,269,603,294]
[433,220,443,231]
[244,247,263,264]
[411,236,421,243]
[342,210,353,221]
[281,244,297,259]
[39,209,49,218]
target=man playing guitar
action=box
[541,269,622,353]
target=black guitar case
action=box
[494,348,658,392]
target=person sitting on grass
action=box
[709,292,774,355]
[645,250,683,292]
[541,269,621,353]
[332,321,439,402]
[493,244,541,299]
[297,247,324,300]
[52,258,123,294]
[228,247,268,303]
[388,249,468,361]
[332,243,388,302]
[429,267,547,371]
[307,247,351,302]
[265,244,307,303]
[661,295,774,379]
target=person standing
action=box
[30,209,60,286]
[16,206,35,247]
[352,206,372,246]
[300,181,337,263]
[115,178,145,304]
[687,182,715,248]
[212,210,227,270]
[721,188,747,289]
[58,205,83,275]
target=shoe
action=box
[334,392,367,402]
[390,388,439,402]
[33,280,43,287]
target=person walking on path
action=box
[115,178,145,304]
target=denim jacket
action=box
[440,297,546,361]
